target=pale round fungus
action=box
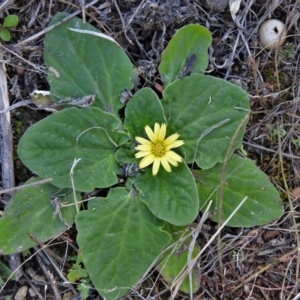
[259,19,287,50]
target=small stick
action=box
[0,0,14,13]
[81,0,86,23]
[0,47,23,280]
[23,272,44,300]
[0,99,33,114]
[0,178,53,195]
[171,196,248,299]
[70,158,81,213]
[14,0,101,47]
[243,141,300,160]
[29,235,77,295]
[0,43,47,72]
[28,234,68,266]
[35,250,62,300]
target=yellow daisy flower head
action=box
[134,123,184,176]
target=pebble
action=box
[14,286,28,300]
[203,0,229,12]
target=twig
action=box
[23,272,44,300]
[276,122,300,300]
[170,197,248,299]
[112,0,133,44]
[217,114,249,273]
[231,261,275,293]
[0,0,14,13]
[35,250,62,300]
[243,141,300,160]
[0,230,70,294]
[14,0,100,47]
[0,99,33,114]
[81,0,86,23]
[0,50,14,191]
[28,237,77,295]
[28,234,69,267]
[116,0,147,35]
[70,158,81,213]
[0,47,23,280]
[0,178,53,195]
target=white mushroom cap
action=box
[258,19,287,50]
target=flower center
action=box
[152,142,166,157]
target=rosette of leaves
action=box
[0,13,283,300]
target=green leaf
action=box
[135,162,199,226]
[0,260,15,282]
[163,74,249,169]
[76,187,170,300]
[3,15,19,27]
[67,263,89,282]
[194,154,284,227]
[17,107,129,192]
[115,147,137,165]
[77,281,91,299]
[124,88,166,139]
[157,226,200,294]
[44,13,134,116]
[159,24,212,86]
[0,177,77,255]
[0,28,11,41]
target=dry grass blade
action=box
[0,178,53,195]
[170,197,248,299]
[14,0,101,47]
[276,122,300,299]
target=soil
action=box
[0,0,300,299]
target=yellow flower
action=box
[135,123,184,176]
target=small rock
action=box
[14,286,28,300]
[203,0,229,12]
[291,186,300,199]
[28,287,37,297]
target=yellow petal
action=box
[158,123,166,141]
[139,154,155,168]
[161,157,171,172]
[154,123,160,137]
[163,133,180,146]
[165,155,178,166]
[166,150,183,162]
[165,140,184,150]
[145,125,157,143]
[136,136,152,145]
[152,158,161,175]
[135,144,152,151]
[135,151,152,158]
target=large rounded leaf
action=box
[135,162,199,226]
[156,226,200,294]
[159,24,212,86]
[162,74,249,169]
[76,188,170,300]
[124,88,166,139]
[44,13,134,116]
[194,154,284,227]
[18,107,129,192]
[0,177,77,255]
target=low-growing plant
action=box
[0,13,284,299]
[0,14,19,42]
